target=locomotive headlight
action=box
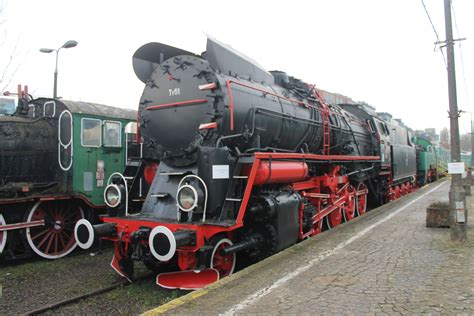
[177,185,198,212]
[104,184,122,208]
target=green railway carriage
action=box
[414,137,437,186]
[0,93,137,260]
[435,145,450,175]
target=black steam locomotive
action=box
[75,37,416,289]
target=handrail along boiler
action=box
[75,38,416,289]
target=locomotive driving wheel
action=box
[406,182,412,193]
[25,200,84,259]
[356,182,368,216]
[0,213,7,254]
[326,208,343,229]
[401,184,407,196]
[208,237,236,278]
[342,185,356,222]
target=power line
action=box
[421,0,447,68]
[451,0,470,108]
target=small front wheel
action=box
[207,236,236,278]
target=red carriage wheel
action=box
[0,213,7,254]
[326,208,343,228]
[356,182,368,216]
[26,201,84,259]
[342,185,356,222]
[406,182,411,193]
[209,237,236,278]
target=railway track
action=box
[25,274,155,315]
[0,243,112,268]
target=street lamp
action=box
[39,40,78,99]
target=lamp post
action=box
[39,40,78,99]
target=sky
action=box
[0,0,473,134]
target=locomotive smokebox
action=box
[134,43,220,167]
[74,219,116,249]
[148,226,195,262]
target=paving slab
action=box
[145,180,474,315]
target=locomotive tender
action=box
[0,87,137,259]
[75,37,417,289]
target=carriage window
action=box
[103,121,122,147]
[59,111,72,145]
[81,118,102,147]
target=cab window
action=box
[103,121,122,147]
[81,118,102,147]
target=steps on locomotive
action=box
[219,162,249,221]
[121,158,146,200]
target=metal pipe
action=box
[219,237,259,255]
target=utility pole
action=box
[444,0,467,241]
[471,118,474,185]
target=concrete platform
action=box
[145,180,474,315]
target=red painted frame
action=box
[103,151,380,276]
[146,99,208,111]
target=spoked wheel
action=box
[326,208,343,229]
[401,184,407,196]
[26,200,85,259]
[208,237,236,278]
[0,213,7,254]
[389,187,396,201]
[406,182,412,193]
[342,185,356,222]
[356,182,368,216]
[394,185,401,199]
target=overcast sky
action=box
[1,0,472,134]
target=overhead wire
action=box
[420,0,447,68]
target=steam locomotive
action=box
[0,86,138,259]
[75,37,417,289]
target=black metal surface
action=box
[197,147,236,216]
[206,36,274,84]
[0,112,59,197]
[137,38,374,168]
[93,223,117,238]
[133,42,197,84]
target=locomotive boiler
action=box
[75,37,415,289]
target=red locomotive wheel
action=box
[313,219,324,235]
[342,185,356,222]
[389,187,395,201]
[26,201,84,259]
[401,184,407,196]
[394,186,401,199]
[0,213,7,254]
[406,182,412,193]
[356,183,368,216]
[209,238,236,278]
[326,209,343,228]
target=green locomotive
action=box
[414,137,438,186]
[0,87,138,259]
